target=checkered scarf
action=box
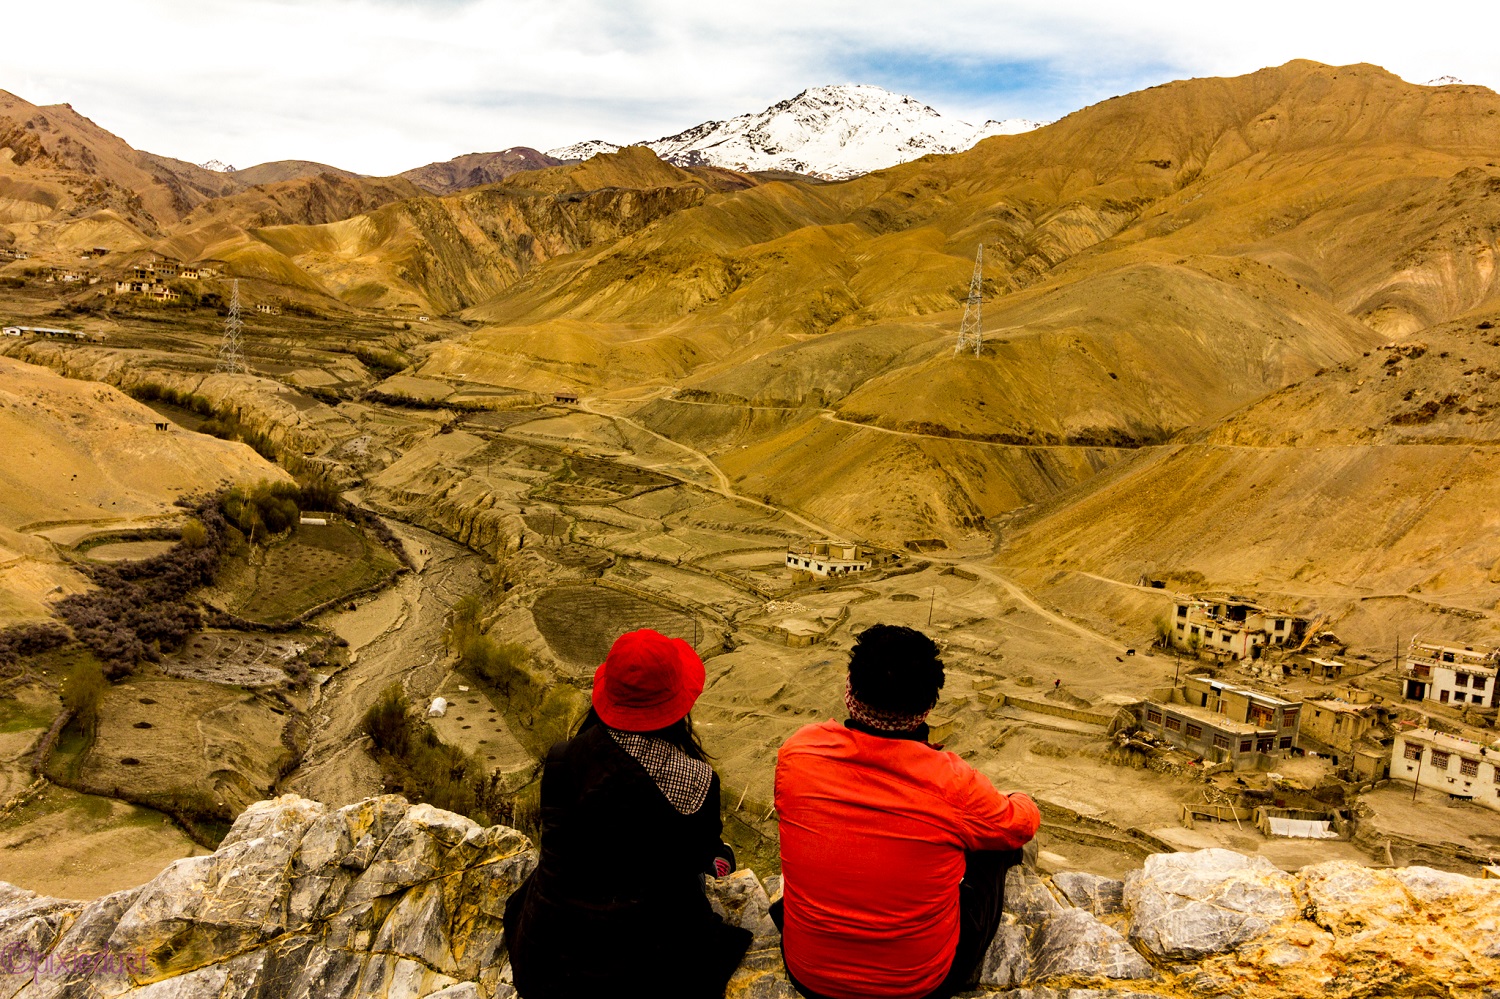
[608,728,712,815]
[845,677,930,732]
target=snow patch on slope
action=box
[544,139,622,161]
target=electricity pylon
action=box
[954,245,983,357]
[215,279,247,374]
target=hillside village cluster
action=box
[5,248,281,312]
[791,547,1500,821]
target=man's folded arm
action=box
[955,767,1041,851]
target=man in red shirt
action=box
[774,624,1040,999]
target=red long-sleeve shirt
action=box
[775,721,1040,999]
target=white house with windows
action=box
[1402,639,1500,709]
[1392,727,1500,811]
[786,541,870,581]
[1170,596,1302,660]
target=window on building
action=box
[1279,737,1292,749]
[1213,734,1230,750]
[1221,633,1232,643]
[1146,708,1162,724]
[1190,626,1200,636]
[1165,717,1182,731]
[1176,622,1185,631]
[1440,690,1450,703]
[1456,673,1470,687]
[1281,707,1299,727]
[1430,750,1451,770]
[1460,757,1479,778]
[1403,743,1422,761]
[1256,737,1274,753]
[1177,605,1187,618]
[1239,740,1252,753]
[1275,619,1286,630]
[1455,692,1467,703]
[1185,723,1202,739]
[1494,768,1500,785]
[1250,705,1275,727]
[1475,676,1489,691]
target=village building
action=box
[1391,727,1500,811]
[786,541,871,581]
[113,279,180,302]
[255,302,280,315]
[1403,638,1500,708]
[552,392,579,404]
[1139,674,1302,771]
[1170,595,1302,660]
[1297,687,1400,779]
[2,325,88,340]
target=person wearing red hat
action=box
[503,628,751,999]
[774,624,1040,999]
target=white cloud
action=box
[2,0,1496,175]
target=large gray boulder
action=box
[1123,849,1298,960]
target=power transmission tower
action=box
[954,245,984,357]
[215,279,247,374]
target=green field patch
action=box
[215,521,401,624]
[0,698,54,733]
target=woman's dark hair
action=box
[847,623,945,715]
[578,707,710,761]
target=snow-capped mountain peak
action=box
[543,139,621,161]
[198,158,236,173]
[643,84,1034,179]
[545,84,1044,180]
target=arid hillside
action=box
[4,61,1499,548]
[995,312,1500,650]
[0,356,287,623]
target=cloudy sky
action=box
[4,0,1497,175]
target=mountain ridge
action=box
[544,83,1043,179]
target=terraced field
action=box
[531,584,699,668]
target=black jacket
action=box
[503,722,752,999]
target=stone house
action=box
[1170,596,1302,660]
[1392,727,1500,811]
[1139,675,1301,771]
[786,541,871,581]
[1403,639,1500,709]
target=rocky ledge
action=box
[1,795,1498,999]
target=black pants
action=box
[770,848,1021,999]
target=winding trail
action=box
[578,395,1127,654]
[284,521,486,807]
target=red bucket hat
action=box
[592,629,705,732]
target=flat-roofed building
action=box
[1403,639,1499,709]
[786,541,871,581]
[1139,674,1302,771]
[1392,727,1500,811]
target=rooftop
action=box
[1306,699,1371,715]
[1150,698,1264,735]
[1188,674,1296,707]
[1397,727,1500,754]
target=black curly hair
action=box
[847,623,945,715]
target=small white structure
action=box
[786,541,871,580]
[299,517,328,527]
[427,697,448,718]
